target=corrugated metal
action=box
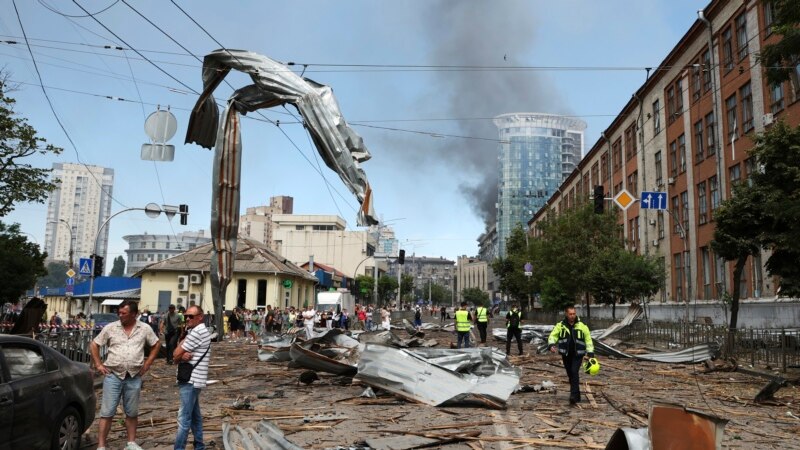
[594,341,720,363]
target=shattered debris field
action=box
[100,319,800,449]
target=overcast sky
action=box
[1,0,708,264]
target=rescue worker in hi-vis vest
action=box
[454,302,473,348]
[548,305,594,405]
[505,303,523,355]
[474,303,489,345]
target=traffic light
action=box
[179,204,189,225]
[398,249,406,265]
[593,185,604,214]
[93,255,104,278]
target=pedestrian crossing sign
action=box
[79,258,93,275]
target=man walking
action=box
[475,303,489,345]
[161,304,183,364]
[454,302,472,348]
[91,300,160,450]
[506,303,524,356]
[548,305,594,405]
[173,305,212,450]
[440,305,446,323]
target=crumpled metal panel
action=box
[604,427,650,450]
[257,333,295,362]
[408,347,520,377]
[223,419,303,450]
[356,344,519,409]
[649,402,727,450]
[594,341,720,363]
[288,329,362,375]
[594,304,643,340]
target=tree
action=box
[491,224,533,306]
[0,221,47,302]
[748,121,800,296]
[377,274,399,305]
[758,0,800,92]
[711,182,764,330]
[0,76,62,217]
[400,274,414,302]
[355,275,374,303]
[429,282,452,306]
[587,248,664,319]
[110,255,126,277]
[37,260,69,289]
[461,287,490,307]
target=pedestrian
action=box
[380,307,391,330]
[249,309,261,341]
[91,300,160,450]
[173,305,212,450]
[506,303,524,356]
[366,306,374,331]
[475,303,489,345]
[288,308,297,330]
[302,305,316,338]
[264,305,275,333]
[548,305,594,405]
[440,305,446,323]
[454,302,472,348]
[160,305,183,364]
[413,307,422,328]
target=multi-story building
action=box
[494,113,586,257]
[371,224,399,258]
[271,214,386,278]
[389,255,456,297]
[43,163,114,267]
[123,230,212,275]
[530,0,799,303]
[476,226,500,300]
[238,195,293,252]
[455,255,490,303]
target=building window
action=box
[150,242,156,249]
[657,211,665,239]
[702,49,712,92]
[667,86,675,124]
[740,82,753,133]
[671,195,680,234]
[726,94,738,140]
[601,152,609,181]
[678,134,687,173]
[674,253,684,302]
[654,151,663,187]
[764,1,775,36]
[694,120,705,162]
[681,191,689,232]
[722,26,733,71]
[692,61,702,101]
[698,181,708,225]
[165,241,170,249]
[710,175,720,211]
[256,279,267,307]
[705,112,717,157]
[627,171,638,194]
[613,139,622,170]
[669,140,678,177]
[652,99,661,134]
[295,225,305,230]
[744,157,757,185]
[625,125,636,161]
[736,12,748,61]
[730,164,741,186]
[675,78,684,116]
[770,82,785,114]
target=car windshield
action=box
[92,313,117,323]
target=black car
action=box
[0,335,96,450]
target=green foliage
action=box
[37,260,69,289]
[461,287,490,307]
[491,224,533,303]
[377,274,399,304]
[355,275,374,303]
[0,77,62,217]
[110,255,126,277]
[0,221,47,301]
[400,274,414,302]
[757,0,800,87]
[429,282,452,306]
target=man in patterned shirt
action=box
[91,300,160,450]
[173,305,211,450]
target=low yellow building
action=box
[135,238,318,314]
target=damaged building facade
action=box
[530,0,800,304]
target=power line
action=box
[37,0,119,18]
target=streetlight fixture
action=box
[49,219,75,269]
[85,203,187,314]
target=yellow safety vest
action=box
[476,307,488,323]
[455,310,471,332]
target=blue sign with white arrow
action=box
[79,258,93,275]
[640,191,668,210]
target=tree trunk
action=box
[585,292,591,320]
[612,298,616,320]
[727,256,747,355]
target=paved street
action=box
[88,319,800,450]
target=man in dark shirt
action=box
[506,303,524,356]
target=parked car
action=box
[0,334,96,450]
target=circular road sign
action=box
[144,110,178,143]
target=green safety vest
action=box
[455,310,471,332]
[476,307,488,323]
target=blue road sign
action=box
[66,277,74,286]
[640,191,668,210]
[79,258,93,275]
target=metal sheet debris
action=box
[594,304,644,340]
[355,344,519,409]
[223,419,304,450]
[594,341,720,363]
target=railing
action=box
[1,324,102,364]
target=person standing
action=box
[440,305,447,323]
[365,306,374,331]
[475,303,489,345]
[173,305,211,450]
[380,307,391,330]
[454,302,472,348]
[91,300,160,450]
[548,305,594,405]
[413,307,422,329]
[506,303,524,356]
[161,305,183,364]
[302,306,316,338]
[264,305,275,333]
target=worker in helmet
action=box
[454,302,473,348]
[548,305,594,405]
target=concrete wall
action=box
[573,299,800,329]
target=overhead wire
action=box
[37,0,119,18]
[10,0,128,210]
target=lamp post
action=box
[50,219,74,269]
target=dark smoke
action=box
[416,1,566,228]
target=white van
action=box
[316,291,356,314]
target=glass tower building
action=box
[493,113,586,257]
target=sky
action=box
[1,0,709,265]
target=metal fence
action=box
[34,329,99,363]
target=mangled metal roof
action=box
[595,341,720,363]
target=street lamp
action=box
[50,219,75,269]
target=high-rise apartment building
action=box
[43,163,114,267]
[493,114,586,257]
[239,195,293,252]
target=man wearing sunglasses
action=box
[173,306,211,450]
